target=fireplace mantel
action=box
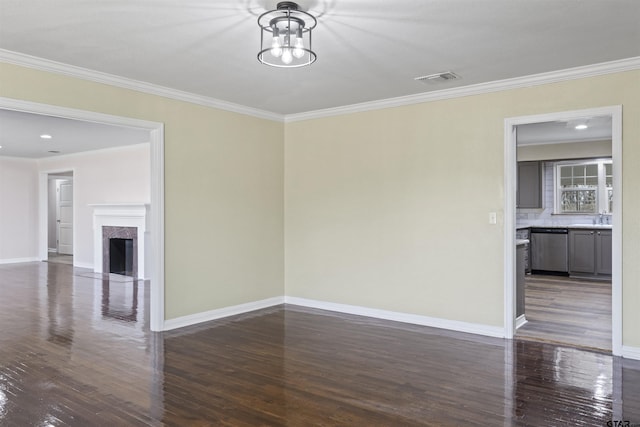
[91,204,150,279]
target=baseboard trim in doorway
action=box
[515,314,528,329]
[0,257,39,265]
[163,296,285,331]
[284,296,505,338]
[73,262,93,269]
[622,346,640,361]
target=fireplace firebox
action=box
[109,238,134,276]
[102,226,138,278]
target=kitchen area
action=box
[514,116,613,351]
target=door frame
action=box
[0,97,166,332]
[56,176,73,255]
[503,105,622,356]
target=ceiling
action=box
[516,116,612,146]
[0,1,635,158]
[0,0,639,116]
[0,109,149,158]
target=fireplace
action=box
[92,204,149,280]
[103,226,137,277]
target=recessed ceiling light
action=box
[575,124,588,130]
[40,134,52,139]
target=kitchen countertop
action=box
[516,239,529,246]
[516,223,612,230]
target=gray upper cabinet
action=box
[517,161,542,209]
[569,228,612,278]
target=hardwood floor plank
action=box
[516,274,612,351]
[0,262,638,425]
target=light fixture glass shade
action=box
[258,2,317,68]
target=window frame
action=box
[553,158,612,215]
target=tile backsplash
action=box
[516,162,611,227]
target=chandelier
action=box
[257,2,317,68]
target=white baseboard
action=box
[622,345,640,360]
[515,314,528,329]
[163,296,285,331]
[0,257,39,265]
[48,248,57,253]
[284,296,505,338]
[73,262,94,269]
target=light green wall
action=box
[0,62,285,320]
[285,70,640,346]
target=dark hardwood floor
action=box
[1,262,639,425]
[517,274,612,352]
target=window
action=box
[555,159,612,214]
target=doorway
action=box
[504,106,622,356]
[0,96,166,332]
[47,171,74,264]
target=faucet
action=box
[599,211,605,225]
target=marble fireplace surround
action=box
[91,204,150,280]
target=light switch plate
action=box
[489,212,497,224]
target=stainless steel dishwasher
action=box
[530,227,568,273]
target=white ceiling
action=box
[516,116,612,146]
[0,109,149,158]
[0,0,638,116]
[0,1,635,158]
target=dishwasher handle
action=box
[530,227,568,234]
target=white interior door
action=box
[57,180,73,255]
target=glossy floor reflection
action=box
[0,262,639,425]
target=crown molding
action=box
[285,56,640,123]
[2,49,638,124]
[0,49,284,123]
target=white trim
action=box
[504,123,517,340]
[611,105,623,355]
[73,261,93,269]
[285,297,505,338]
[0,49,283,123]
[149,126,165,332]
[622,346,640,361]
[48,248,57,253]
[163,297,285,331]
[504,105,623,356]
[515,314,527,329]
[0,257,39,264]
[0,97,167,333]
[2,49,638,124]
[286,57,640,122]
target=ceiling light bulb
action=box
[281,48,293,64]
[270,37,282,58]
[575,124,588,130]
[293,37,305,59]
[40,134,52,139]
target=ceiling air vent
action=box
[414,71,461,84]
